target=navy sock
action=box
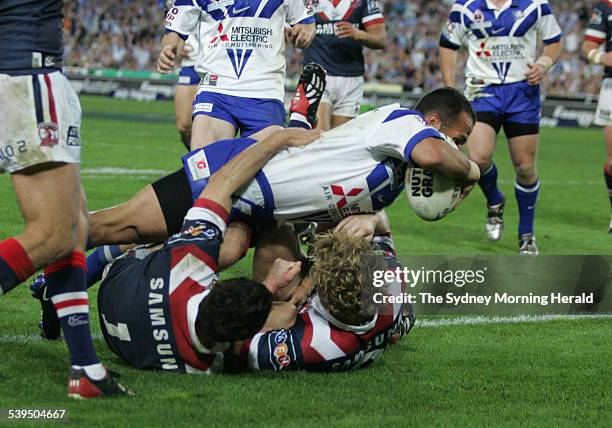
[45,252,100,367]
[0,238,35,296]
[86,245,123,288]
[288,112,312,130]
[478,163,505,206]
[515,180,540,236]
[604,164,612,208]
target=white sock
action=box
[75,363,107,381]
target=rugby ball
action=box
[406,136,462,221]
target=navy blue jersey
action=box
[0,0,64,75]
[585,1,612,78]
[303,0,385,76]
[98,199,231,373]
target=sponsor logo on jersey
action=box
[38,123,59,147]
[67,126,81,146]
[187,150,211,181]
[273,332,291,367]
[330,184,364,208]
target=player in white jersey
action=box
[159,0,316,149]
[85,88,480,273]
[439,0,563,255]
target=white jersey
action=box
[165,0,315,101]
[440,0,562,85]
[184,104,446,223]
[180,32,200,68]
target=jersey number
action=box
[102,314,132,342]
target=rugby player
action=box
[303,0,386,130]
[85,88,481,265]
[159,0,317,149]
[95,127,320,373]
[439,0,563,254]
[0,0,130,398]
[582,0,612,232]
[227,233,415,373]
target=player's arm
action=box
[334,211,391,241]
[335,22,386,49]
[199,129,321,212]
[285,0,316,49]
[438,4,466,87]
[582,4,612,67]
[527,0,563,84]
[159,1,201,72]
[289,23,316,48]
[411,137,480,184]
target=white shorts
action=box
[595,77,612,127]
[0,71,81,174]
[320,75,364,118]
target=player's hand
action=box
[176,44,193,64]
[334,214,377,241]
[289,276,314,307]
[602,52,612,67]
[157,44,177,73]
[525,63,545,85]
[262,302,298,331]
[335,22,362,40]
[281,128,322,148]
[263,258,302,300]
[293,24,315,48]
[453,183,476,211]
[285,26,298,46]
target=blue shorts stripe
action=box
[31,75,43,124]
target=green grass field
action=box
[0,96,610,426]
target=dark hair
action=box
[414,87,476,127]
[195,278,272,343]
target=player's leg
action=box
[316,101,333,131]
[465,116,505,241]
[174,82,198,150]
[329,75,363,129]
[289,63,328,130]
[604,126,612,232]
[506,129,540,255]
[190,91,238,149]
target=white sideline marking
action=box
[1,315,610,344]
[82,168,169,175]
[417,314,612,328]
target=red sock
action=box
[0,238,36,295]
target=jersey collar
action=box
[311,294,378,335]
[188,290,229,354]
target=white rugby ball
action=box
[406,136,462,221]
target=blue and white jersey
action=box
[183,104,445,223]
[165,0,315,101]
[440,0,562,86]
[0,0,63,75]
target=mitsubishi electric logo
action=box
[492,62,512,83]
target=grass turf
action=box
[0,96,610,426]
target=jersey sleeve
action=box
[286,0,315,25]
[361,0,385,28]
[368,110,444,162]
[183,198,230,236]
[584,2,608,45]
[165,0,202,40]
[536,0,562,45]
[439,1,469,49]
[245,329,302,371]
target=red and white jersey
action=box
[233,239,409,372]
[165,0,315,101]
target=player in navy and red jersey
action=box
[96,127,319,373]
[227,234,414,373]
[303,0,386,130]
[0,0,131,398]
[582,1,612,232]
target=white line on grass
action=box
[417,314,612,328]
[82,167,169,175]
[1,315,610,344]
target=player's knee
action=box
[470,154,494,171]
[514,162,537,184]
[26,221,77,261]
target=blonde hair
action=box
[311,231,387,325]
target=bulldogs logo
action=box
[38,123,59,147]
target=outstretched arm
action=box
[200,129,321,211]
[411,137,480,183]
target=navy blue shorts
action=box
[192,91,286,138]
[177,66,200,86]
